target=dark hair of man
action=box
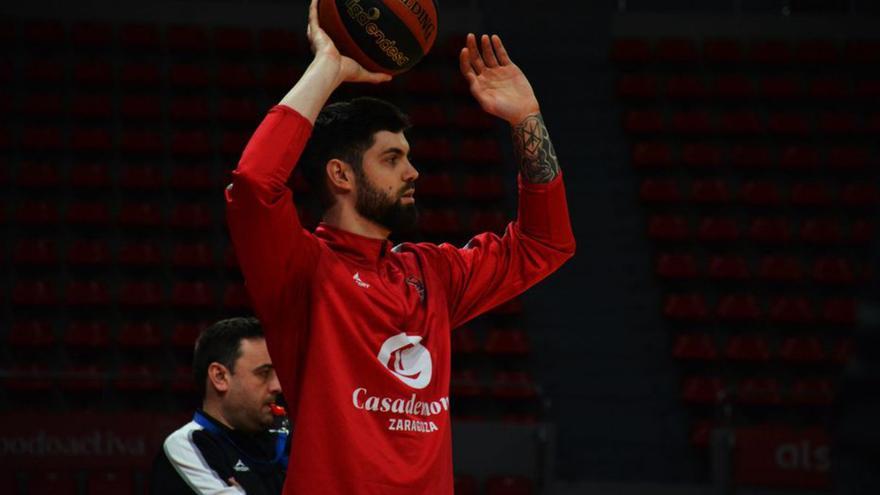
[193,317,265,399]
[296,97,411,208]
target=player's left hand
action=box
[460,33,540,125]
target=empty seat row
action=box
[648,215,873,244]
[682,375,841,406]
[10,280,249,308]
[452,327,531,355]
[618,74,880,101]
[672,333,848,363]
[663,293,856,325]
[632,142,877,170]
[611,37,880,65]
[640,178,879,207]
[624,109,880,135]
[10,201,216,228]
[4,363,195,393]
[451,370,538,399]
[656,253,871,285]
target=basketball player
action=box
[224,1,575,493]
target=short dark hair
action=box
[192,317,264,398]
[297,97,410,208]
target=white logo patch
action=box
[353,272,371,288]
[377,333,433,389]
[233,459,249,472]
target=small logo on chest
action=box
[233,459,250,472]
[353,272,371,289]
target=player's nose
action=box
[402,159,419,183]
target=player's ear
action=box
[326,159,355,193]
[207,362,231,393]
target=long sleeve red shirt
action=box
[225,105,575,495]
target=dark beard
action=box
[354,173,419,236]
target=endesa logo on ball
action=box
[344,0,412,69]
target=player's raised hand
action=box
[306,0,390,84]
[460,34,540,125]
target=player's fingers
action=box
[460,47,476,78]
[466,33,484,74]
[492,35,512,65]
[481,34,499,67]
[308,0,319,33]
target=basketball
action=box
[317,0,438,75]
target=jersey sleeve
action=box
[225,105,320,385]
[417,173,576,329]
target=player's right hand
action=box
[307,0,391,85]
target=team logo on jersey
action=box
[233,459,250,472]
[376,333,432,389]
[406,276,425,301]
[353,272,371,288]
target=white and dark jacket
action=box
[150,410,286,495]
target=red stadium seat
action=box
[451,328,480,354]
[23,20,65,45]
[70,128,113,152]
[8,321,55,348]
[169,63,210,88]
[748,217,791,244]
[740,181,783,207]
[719,110,763,135]
[707,255,750,281]
[66,201,112,226]
[617,74,658,100]
[26,471,77,495]
[5,364,53,392]
[790,378,834,406]
[682,376,725,404]
[171,322,206,349]
[218,97,260,123]
[690,420,715,448]
[120,23,160,51]
[491,371,537,399]
[844,39,880,65]
[454,475,479,495]
[779,336,826,364]
[167,24,209,52]
[809,76,849,100]
[730,144,772,169]
[840,183,880,207]
[24,60,65,84]
[724,334,771,362]
[657,37,699,63]
[170,203,214,229]
[696,217,739,242]
[823,298,856,326]
[115,364,162,391]
[71,21,113,48]
[214,26,254,54]
[851,219,874,244]
[67,239,111,266]
[790,183,833,207]
[703,38,744,64]
[13,280,57,306]
[648,215,689,241]
[717,294,762,322]
[171,365,197,392]
[623,109,664,134]
[121,94,163,120]
[796,39,839,64]
[418,173,456,198]
[17,161,62,188]
[118,202,163,227]
[712,75,754,100]
[412,137,453,163]
[759,76,801,99]
[769,296,815,325]
[656,253,698,279]
[169,96,211,122]
[610,38,651,64]
[484,328,530,355]
[258,28,304,57]
[681,143,723,168]
[263,64,300,90]
[220,131,250,156]
[66,280,111,306]
[170,166,214,190]
[118,242,162,266]
[812,257,855,285]
[419,209,461,236]
[70,162,112,189]
[757,256,803,283]
[223,283,251,310]
[59,364,106,392]
[486,476,533,495]
[469,209,507,234]
[748,40,793,65]
[73,61,114,86]
[691,179,730,203]
[672,333,718,361]
[119,281,164,307]
[855,79,880,100]
[768,112,811,136]
[217,63,259,90]
[170,130,213,156]
[663,293,709,321]
[120,130,163,155]
[21,125,65,150]
[818,111,858,134]
[119,62,161,86]
[639,179,681,203]
[118,322,163,349]
[65,321,112,350]
[736,378,782,405]
[632,141,673,168]
[15,200,60,225]
[172,281,215,308]
[462,175,505,200]
[832,338,854,364]
[399,69,448,96]
[87,470,134,495]
[800,218,843,244]
[24,91,65,117]
[671,110,712,135]
[451,369,483,397]
[172,243,215,268]
[13,239,58,265]
[665,75,707,100]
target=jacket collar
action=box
[314,223,392,265]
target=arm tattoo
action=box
[512,113,560,184]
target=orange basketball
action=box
[317,0,438,75]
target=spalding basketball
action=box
[318,0,438,75]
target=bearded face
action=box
[354,167,419,235]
